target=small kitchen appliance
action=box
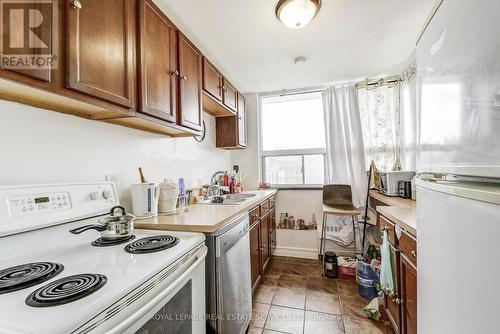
[130,183,159,218]
[0,182,207,333]
[398,180,412,199]
[378,171,415,196]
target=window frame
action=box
[259,88,327,189]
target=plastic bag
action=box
[380,230,394,293]
[363,297,381,321]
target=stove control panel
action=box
[8,192,72,218]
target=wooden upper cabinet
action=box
[222,78,237,112]
[137,0,177,122]
[177,31,202,131]
[237,93,247,147]
[202,58,223,102]
[66,0,135,108]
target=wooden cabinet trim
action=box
[66,0,135,108]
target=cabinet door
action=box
[67,0,135,108]
[237,93,247,147]
[400,254,417,334]
[202,58,222,102]
[222,78,237,112]
[138,0,177,122]
[269,207,276,256]
[249,222,261,288]
[177,31,202,131]
[384,244,401,333]
[260,212,270,272]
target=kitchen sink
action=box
[197,193,256,205]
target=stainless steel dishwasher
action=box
[205,212,252,334]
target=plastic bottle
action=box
[357,262,378,299]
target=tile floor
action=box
[248,256,393,334]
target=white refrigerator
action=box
[416,0,500,333]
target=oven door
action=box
[76,245,207,334]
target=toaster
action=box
[378,171,415,196]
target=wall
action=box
[231,93,260,189]
[0,100,232,209]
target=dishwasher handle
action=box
[216,214,249,257]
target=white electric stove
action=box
[0,182,207,334]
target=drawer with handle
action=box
[249,206,260,225]
[379,215,397,246]
[399,229,417,266]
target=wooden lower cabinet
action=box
[379,214,417,334]
[384,244,401,334]
[400,254,417,334]
[249,221,261,288]
[249,194,277,290]
[260,212,270,272]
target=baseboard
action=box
[273,246,318,259]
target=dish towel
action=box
[380,230,395,293]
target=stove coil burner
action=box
[91,235,136,247]
[0,262,64,295]
[26,273,107,307]
[125,235,180,254]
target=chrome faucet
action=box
[206,171,229,199]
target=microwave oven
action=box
[378,171,415,196]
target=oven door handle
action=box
[104,246,207,334]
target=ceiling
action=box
[155,0,436,93]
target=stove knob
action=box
[89,191,101,200]
[102,190,113,200]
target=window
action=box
[260,91,326,187]
[358,84,400,171]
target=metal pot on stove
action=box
[70,206,136,240]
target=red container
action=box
[337,256,357,279]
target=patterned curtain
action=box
[358,84,400,171]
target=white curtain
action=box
[323,85,367,207]
[321,85,368,253]
[358,84,400,171]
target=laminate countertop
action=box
[134,189,277,233]
[370,190,417,236]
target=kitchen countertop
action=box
[369,190,416,209]
[370,190,417,236]
[134,189,278,233]
[377,206,417,236]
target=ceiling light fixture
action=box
[275,0,322,29]
[294,56,307,65]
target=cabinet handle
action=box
[381,226,389,232]
[411,250,417,258]
[170,70,179,76]
[181,75,187,81]
[70,0,82,9]
[222,87,228,92]
[393,298,402,305]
